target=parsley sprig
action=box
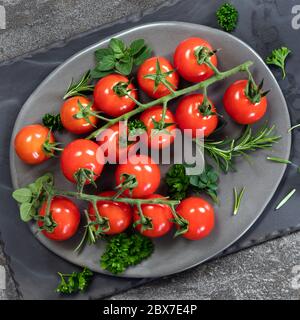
[56,267,93,294]
[216,3,239,32]
[100,233,154,274]
[42,113,63,132]
[266,47,291,79]
[92,38,152,78]
[166,164,219,203]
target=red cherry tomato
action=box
[174,37,218,83]
[133,194,173,238]
[88,191,132,235]
[137,57,179,99]
[93,74,137,117]
[223,80,268,124]
[115,154,161,198]
[60,139,104,184]
[60,96,98,134]
[175,94,218,138]
[14,124,55,165]
[38,196,80,241]
[176,197,215,240]
[140,105,177,149]
[97,122,143,163]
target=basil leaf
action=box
[109,38,125,55]
[134,46,152,66]
[20,202,35,222]
[130,39,145,56]
[96,55,115,71]
[90,68,113,79]
[95,48,114,61]
[115,59,133,76]
[12,188,32,203]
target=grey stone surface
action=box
[0,0,299,300]
[110,232,300,300]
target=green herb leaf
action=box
[56,267,93,295]
[42,113,63,132]
[100,233,154,274]
[216,3,239,32]
[266,47,291,79]
[12,188,32,203]
[233,187,245,215]
[20,202,35,222]
[63,71,95,100]
[92,38,152,78]
[166,164,190,200]
[266,156,291,165]
[275,189,296,210]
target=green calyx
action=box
[244,78,269,104]
[144,58,176,93]
[73,100,97,127]
[73,168,97,194]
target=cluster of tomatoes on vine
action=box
[13,37,268,244]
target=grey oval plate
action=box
[10,22,291,278]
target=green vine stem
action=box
[86,60,253,139]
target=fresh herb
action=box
[203,125,281,172]
[128,119,147,137]
[63,71,95,100]
[216,3,239,32]
[166,164,190,200]
[266,47,291,79]
[42,113,63,132]
[233,187,245,215]
[12,173,54,222]
[189,165,219,204]
[56,267,93,294]
[166,164,219,203]
[92,38,152,78]
[100,233,154,274]
[266,156,292,165]
[275,189,296,210]
[288,123,300,133]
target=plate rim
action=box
[9,21,291,278]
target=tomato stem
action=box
[86,60,253,140]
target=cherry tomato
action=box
[14,124,55,165]
[140,105,177,149]
[133,194,173,238]
[97,122,143,163]
[175,94,218,138]
[137,57,179,99]
[223,80,268,124]
[60,96,98,134]
[38,196,80,241]
[88,191,132,235]
[174,37,218,83]
[176,197,215,240]
[115,154,161,198]
[60,139,104,184]
[93,74,137,117]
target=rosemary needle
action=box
[233,187,245,216]
[275,189,296,210]
[288,124,300,133]
[266,156,292,164]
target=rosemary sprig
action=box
[275,189,296,210]
[288,123,300,133]
[233,187,245,215]
[266,156,291,165]
[63,71,95,100]
[203,125,281,172]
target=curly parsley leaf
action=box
[216,3,239,32]
[166,164,190,200]
[166,164,219,203]
[92,38,152,78]
[100,233,154,274]
[266,47,291,79]
[56,267,93,295]
[42,113,63,132]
